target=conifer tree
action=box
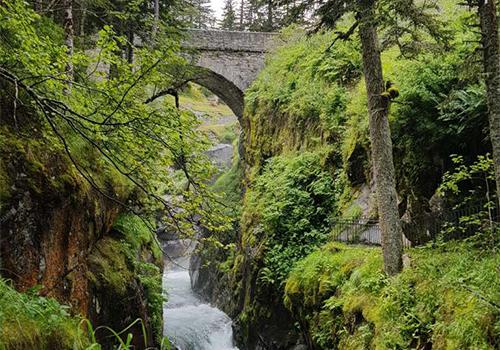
[220,0,236,29]
[315,0,447,275]
[473,0,500,206]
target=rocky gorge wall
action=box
[190,102,334,350]
[0,88,162,349]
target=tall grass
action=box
[0,279,171,350]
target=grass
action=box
[0,278,172,350]
[163,83,240,144]
[198,121,239,144]
[284,241,500,349]
[163,84,234,117]
[0,279,90,350]
[179,94,233,116]
[0,214,166,350]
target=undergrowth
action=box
[285,241,500,349]
[0,214,166,350]
[0,279,89,350]
[0,277,172,350]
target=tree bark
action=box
[266,0,273,31]
[358,0,403,275]
[63,0,74,93]
[239,0,244,29]
[478,0,500,208]
[126,30,134,65]
[78,0,87,37]
[152,0,160,38]
[34,0,43,13]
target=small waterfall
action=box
[162,242,238,350]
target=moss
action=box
[284,241,500,349]
[88,237,134,295]
[103,213,164,343]
[136,262,164,344]
[212,158,243,211]
[116,213,162,265]
[0,162,10,210]
[199,122,239,144]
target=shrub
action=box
[245,152,341,287]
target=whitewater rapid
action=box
[163,255,238,350]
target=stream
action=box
[162,241,238,350]
[162,119,239,350]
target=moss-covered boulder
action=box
[88,213,163,349]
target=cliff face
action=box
[190,27,492,350]
[193,17,494,348]
[88,215,163,348]
[0,163,119,317]
[0,103,162,349]
[191,104,334,350]
[235,108,335,350]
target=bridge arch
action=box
[189,67,244,119]
[181,29,277,119]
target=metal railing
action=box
[330,202,499,248]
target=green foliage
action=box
[285,242,500,349]
[212,158,243,213]
[0,278,172,350]
[220,0,237,29]
[246,152,340,287]
[136,262,164,344]
[113,214,163,263]
[439,154,496,202]
[0,0,229,238]
[389,47,489,198]
[0,279,90,350]
[232,7,496,345]
[246,28,359,131]
[437,154,498,241]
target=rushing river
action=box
[162,249,238,350]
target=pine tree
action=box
[237,0,246,29]
[357,0,403,275]
[220,0,236,29]
[475,0,500,207]
[63,0,74,91]
[314,0,447,275]
[188,0,215,28]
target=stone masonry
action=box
[182,29,277,118]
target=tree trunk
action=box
[34,0,43,12]
[478,0,500,208]
[239,0,244,29]
[63,0,74,92]
[267,0,273,31]
[152,0,160,38]
[78,0,87,37]
[358,0,403,275]
[126,30,134,65]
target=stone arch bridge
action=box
[181,29,277,119]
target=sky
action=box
[210,0,225,21]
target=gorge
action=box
[1,1,500,350]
